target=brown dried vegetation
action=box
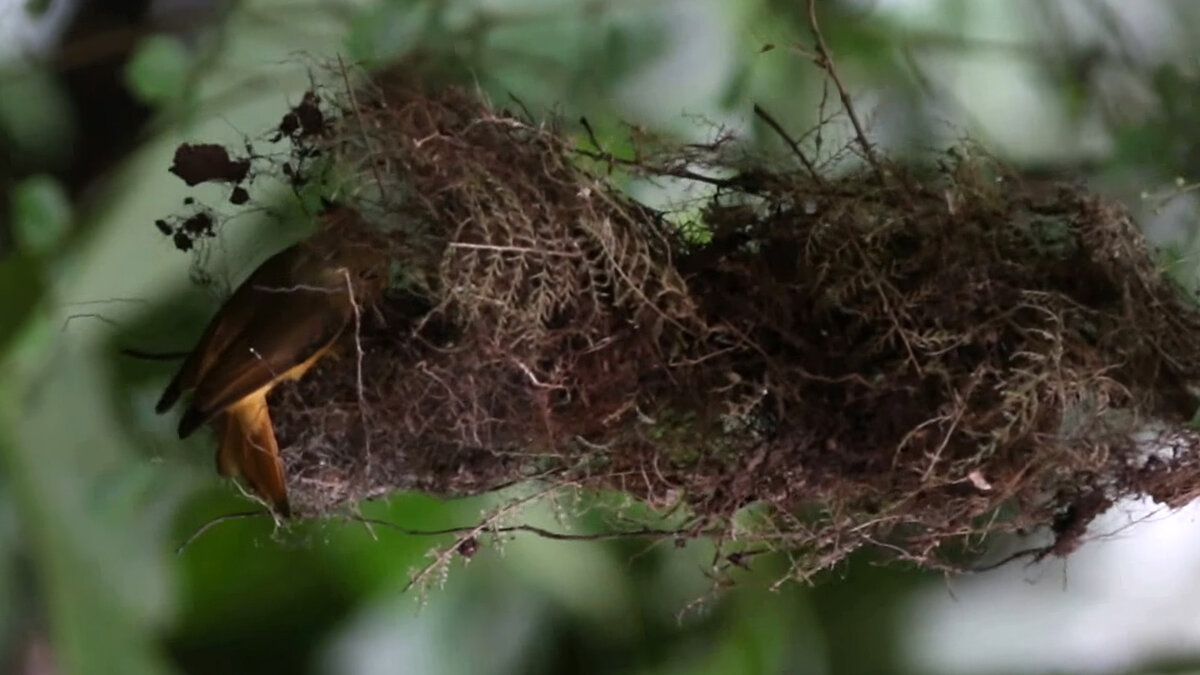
[166,64,1200,580]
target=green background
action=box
[5,1,1200,674]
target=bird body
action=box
[157,207,388,516]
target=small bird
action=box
[156,205,389,517]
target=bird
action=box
[155,205,390,517]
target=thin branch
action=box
[506,91,536,124]
[573,148,743,190]
[397,487,561,594]
[354,516,697,543]
[752,103,823,184]
[61,312,120,331]
[337,55,387,200]
[805,0,884,184]
[176,510,269,553]
[969,544,1052,572]
[449,242,582,258]
[579,116,605,153]
[341,268,373,478]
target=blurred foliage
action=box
[4,1,1200,674]
[0,68,74,171]
[11,174,70,254]
[124,35,193,107]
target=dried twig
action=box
[752,103,823,184]
[176,510,269,553]
[804,0,884,183]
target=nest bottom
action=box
[224,77,1200,579]
[268,175,1200,578]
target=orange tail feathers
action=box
[214,394,291,517]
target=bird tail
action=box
[214,395,291,517]
[155,374,183,414]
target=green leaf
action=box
[24,0,52,17]
[0,69,74,164]
[0,253,43,353]
[12,175,71,254]
[124,35,192,105]
[0,349,176,675]
[345,2,434,66]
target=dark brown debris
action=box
[229,186,249,205]
[273,91,328,142]
[169,143,250,186]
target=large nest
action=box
[162,65,1200,578]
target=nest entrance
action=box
[164,68,1200,578]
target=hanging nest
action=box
[159,63,1200,579]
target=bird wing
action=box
[176,269,351,438]
[156,243,304,413]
